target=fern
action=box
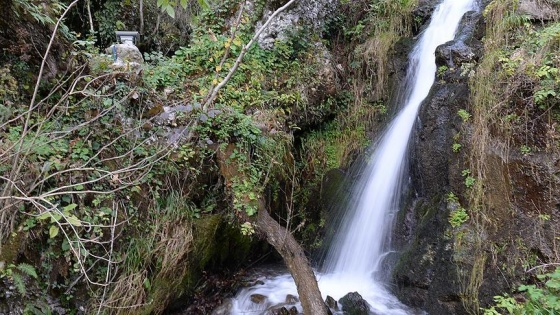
[12,272,26,295]
[16,263,38,279]
[24,300,52,315]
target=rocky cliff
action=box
[393,0,560,313]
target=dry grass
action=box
[300,0,418,179]
[95,194,195,315]
[355,0,417,100]
[460,0,518,312]
[154,220,193,278]
[103,271,149,315]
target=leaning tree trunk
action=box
[257,201,329,315]
[216,144,328,314]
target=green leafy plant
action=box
[520,145,531,155]
[447,192,469,227]
[462,169,475,188]
[24,300,53,315]
[157,0,209,18]
[449,208,469,227]
[458,109,472,122]
[94,0,124,47]
[1,263,38,295]
[452,143,462,153]
[240,222,255,236]
[484,267,560,314]
[437,65,449,78]
[534,88,557,107]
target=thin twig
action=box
[526,263,560,273]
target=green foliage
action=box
[157,0,209,18]
[343,0,416,98]
[484,268,560,314]
[196,109,262,144]
[494,21,560,111]
[462,169,475,188]
[0,66,18,101]
[0,0,351,310]
[94,0,125,47]
[12,0,75,40]
[24,300,53,315]
[15,263,39,279]
[452,143,462,153]
[240,222,255,236]
[447,192,469,227]
[1,263,38,295]
[449,207,469,228]
[143,52,186,90]
[458,109,472,122]
[343,20,366,39]
[231,176,260,216]
[437,65,449,78]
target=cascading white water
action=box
[226,0,477,314]
[323,0,477,277]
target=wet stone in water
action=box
[250,293,267,304]
[269,306,298,315]
[325,295,338,310]
[285,294,299,304]
[339,292,370,315]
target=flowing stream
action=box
[225,0,477,314]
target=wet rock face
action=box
[413,0,440,31]
[392,9,484,315]
[395,2,560,313]
[435,11,482,68]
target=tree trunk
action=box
[216,144,328,314]
[257,201,329,315]
[139,0,144,36]
[86,0,94,34]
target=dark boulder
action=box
[339,292,371,315]
[285,294,299,304]
[435,11,483,68]
[325,295,338,310]
[413,0,440,33]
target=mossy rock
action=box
[192,215,254,272]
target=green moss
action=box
[0,232,24,265]
[191,214,255,275]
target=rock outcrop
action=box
[105,42,144,68]
[394,1,560,313]
[518,0,560,21]
[255,0,337,49]
[392,9,484,315]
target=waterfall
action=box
[227,0,477,313]
[323,0,477,278]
